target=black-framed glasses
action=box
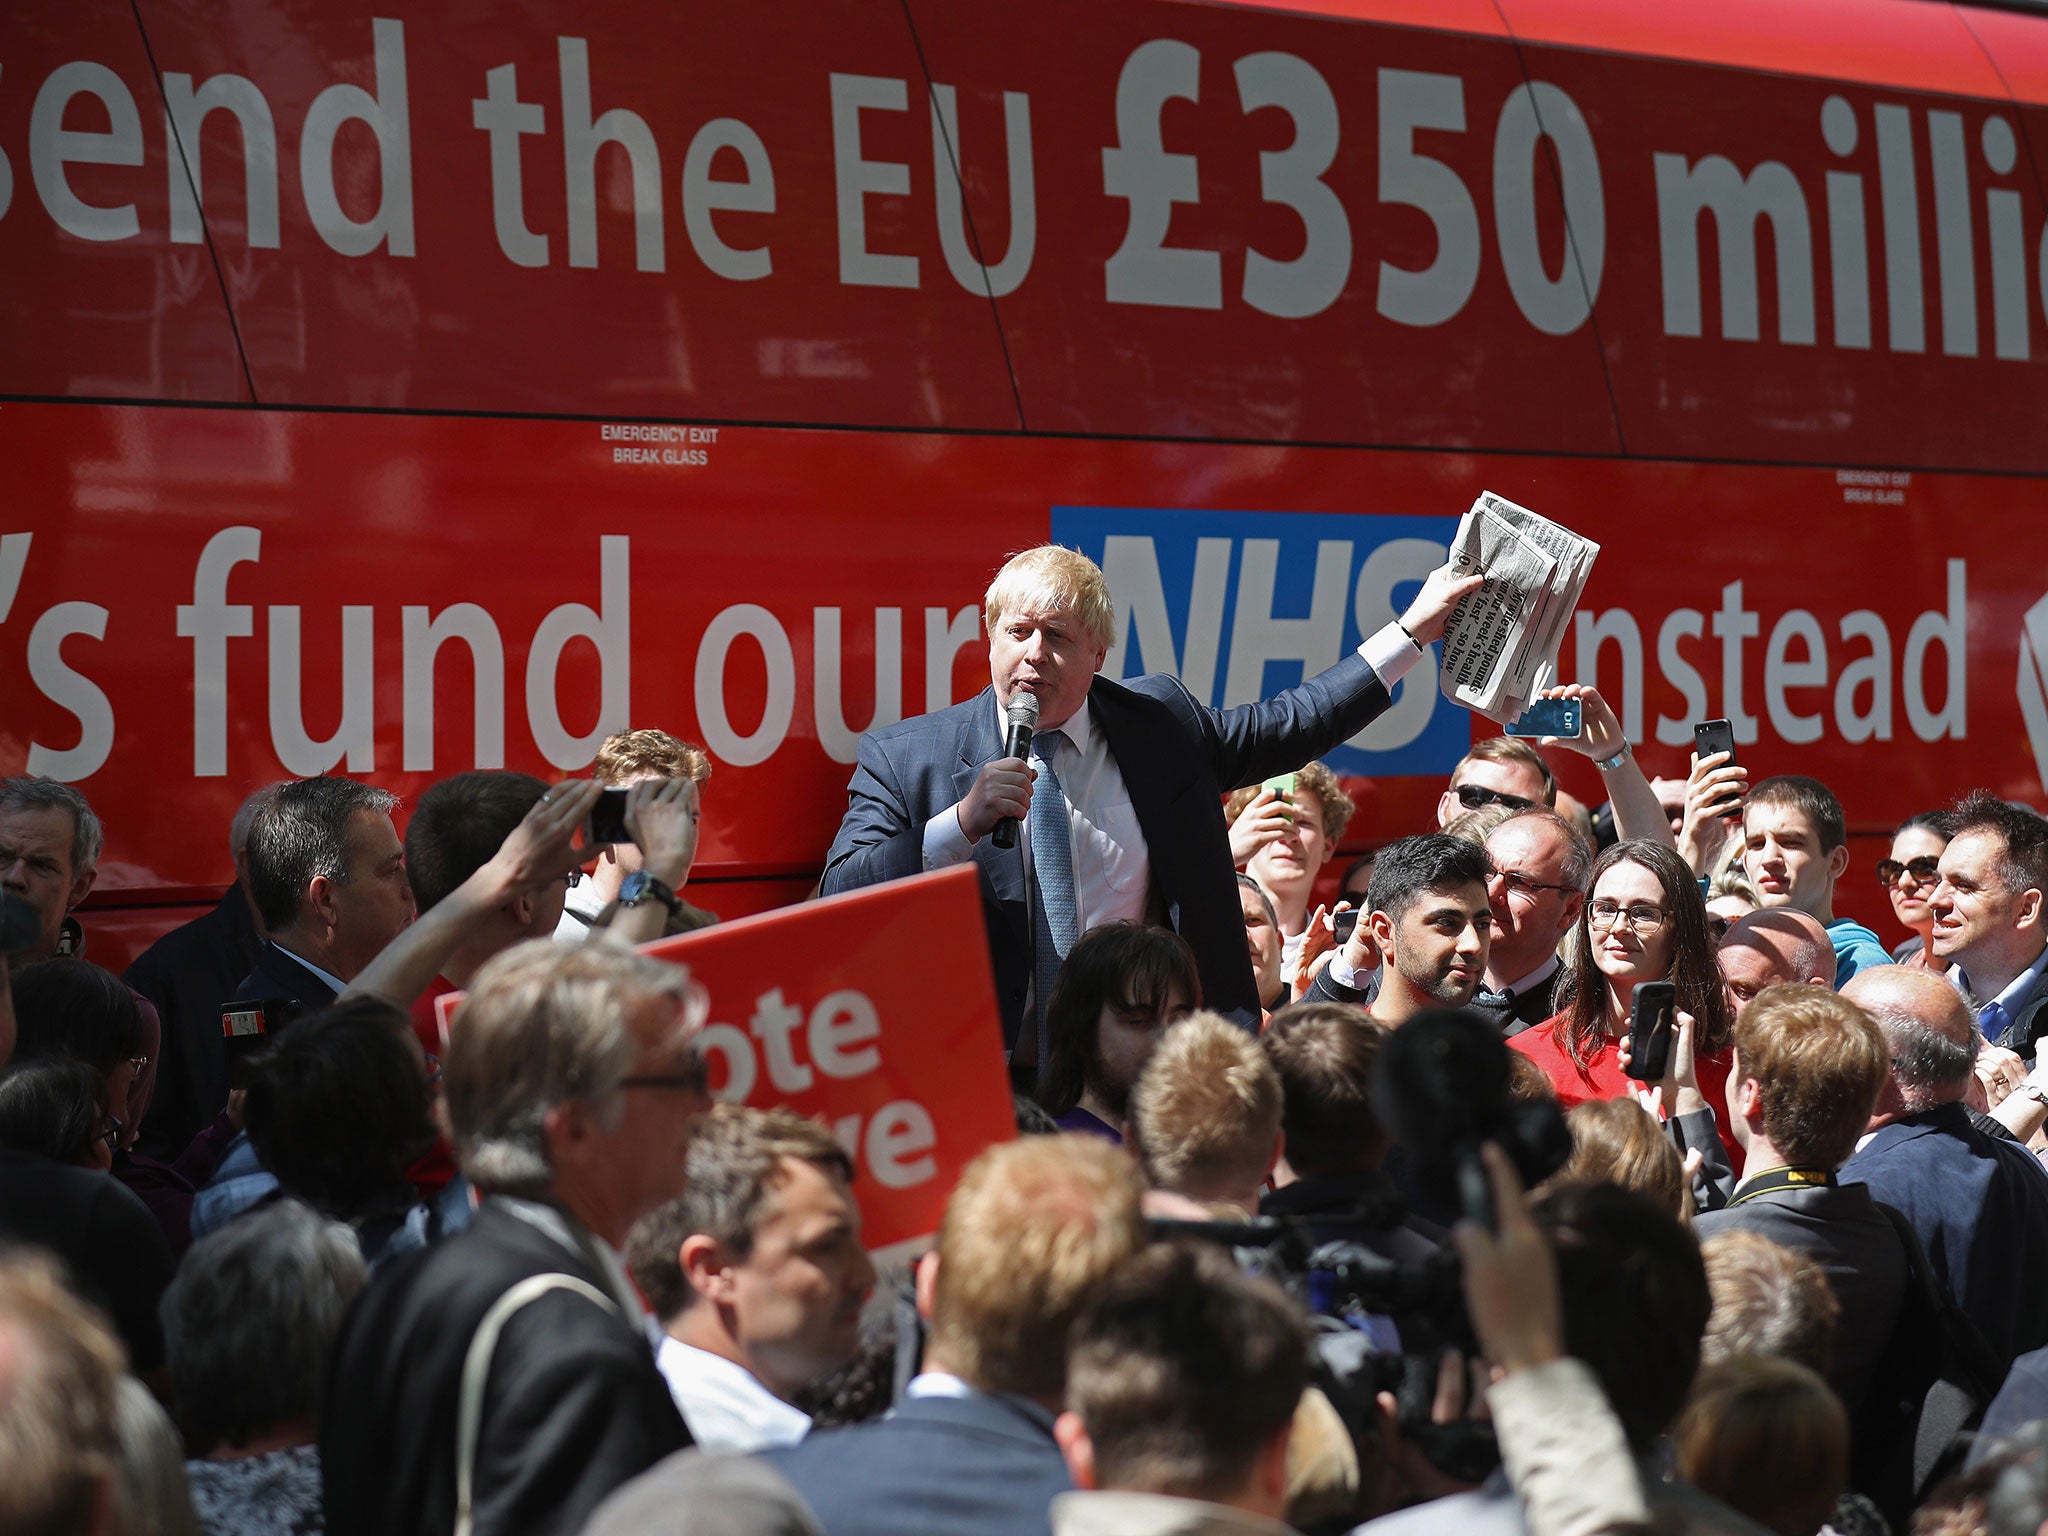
[1455,783,1535,813]
[1588,898,1671,934]
[1877,856,1941,888]
[619,1067,710,1095]
[1490,868,1576,900]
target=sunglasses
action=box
[1877,856,1942,888]
[1454,784,1536,814]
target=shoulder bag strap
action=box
[453,1272,621,1536]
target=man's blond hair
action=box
[1132,1013,1283,1202]
[928,1134,1144,1401]
[1223,760,1356,844]
[982,547,1115,652]
[594,729,712,786]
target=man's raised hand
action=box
[482,780,602,899]
[1228,788,1297,867]
[624,776,702,887]
[956,757,1035,844]
[1398,562,1488,647]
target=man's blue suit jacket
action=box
[819,654,1394,1045]
[762,1391,1070,1536]
[1841,1101,2048,1369]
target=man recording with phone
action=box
[557,728,718,942]
[820,545,1482,1064]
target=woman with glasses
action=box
[9,959,230,1253]
[1511,839,1739,1159]
[1879,810,1958,970]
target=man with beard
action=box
[1307,834,1491,1026]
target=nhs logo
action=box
[1052,507,1465,779]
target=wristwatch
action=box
[1595,742,1630,773]
[618,870,683,919]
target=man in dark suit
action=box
[1693,984,1906,1422]
[126,784,275,1157]
[1842,965,2048,1371]
[230,776,418,1017]
[322,938,710,1536]
[757,1134,1145,1536]
[820,545,1478,1054]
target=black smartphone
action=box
[1332,908,1361,945]
[1625,980,1677,1082]
[1693,718,1742,814]
[586,786,633,845]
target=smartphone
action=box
[1332,908,1361,945]
[1260,772,1297,819]
[1505,697,1582,739]
[1693,718,1742,814]
[1625,980,1677,1082]
[586,785,633,845]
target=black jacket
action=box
[125,884,263,1156]
[321,1200,689,1536]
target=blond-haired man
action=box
[1131,1011,1285,1216]
[758,1134,1146,1536]
[821,544,1478,1058]
[556,727,717,941]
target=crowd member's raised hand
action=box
[607,776,704,945]
[1677,750,1749,875]
[1228,787,1297,868]
[1286,903,1342,1000]
[345,780,604,1007]
[1532,683,1675,849]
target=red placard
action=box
[432,866,1014,1253]
[642,866,1013,1254]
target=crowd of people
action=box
[5,543,2048,1536]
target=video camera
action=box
[1150,1009,1571,1488]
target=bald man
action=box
[1840,966,2048,1369]
[1718,910,1834,1019]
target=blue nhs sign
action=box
[1051,506,1464,779]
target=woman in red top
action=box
[1510,840,1738,1157]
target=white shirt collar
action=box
[1950,942,2048,1015]
[655,1338,812,1452]
[1496,952,1560,999]
[905,1370,978,1400]
[269,942,347,997]
[993,696,1094,757]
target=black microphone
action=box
[991,692,1039,850]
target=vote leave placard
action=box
[639,864,1013,1254]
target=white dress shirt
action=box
[269,942,347,997]
[921,621,1425,918]
[654,1338,812,1452]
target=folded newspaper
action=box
[1437,493,1600,723]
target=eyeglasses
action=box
[619,1067,710,1095]
[1877,856,1942,888]
[1588,899,1671,934]
[1489,868,1576,901]
[125,1053,148,1074]
[1455,784,1536,814]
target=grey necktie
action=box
[1031,731,1079,1069]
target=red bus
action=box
[6,0,2048,963]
